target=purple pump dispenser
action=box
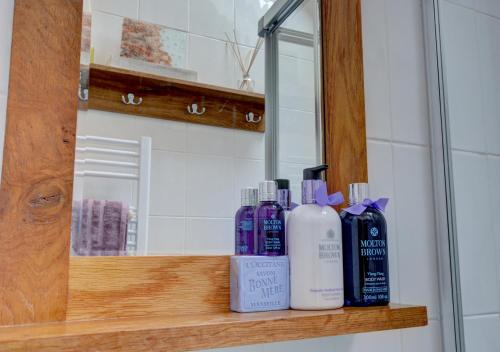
[255,181,286,256]
[302,165,329,204]
[235,188,258,255]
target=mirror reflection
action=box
[71,0,322,256]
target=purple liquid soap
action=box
[255,181,286,256]
[235,188,258,255]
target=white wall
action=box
[0,0,445,351]
[441,0,500,351]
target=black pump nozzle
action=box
[303,164,328,180]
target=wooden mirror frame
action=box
[0,0,366,326]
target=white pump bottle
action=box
[287,165,344,310]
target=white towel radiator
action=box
[74,135,152,255]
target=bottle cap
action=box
[275,179,290,190]
[259,181,277,202]
[275,179,291,210]
[349,183,369,205]
[241,188,258,206]
[302,165,328,204]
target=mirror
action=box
[276,0,322,199]
[72,0,322,256]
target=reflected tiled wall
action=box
[79,0,275,255]
[441,0,500,351]
[79,0,320,255]
[88,0,267,91]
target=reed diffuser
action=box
[226,31,264,92]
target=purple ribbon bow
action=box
[343,198,389,216]
[315,182,345,207]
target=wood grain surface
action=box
[322,0,368,206]
[67,256,230,320]
[88,64,265,132]
[0,0,83,325]
[0,304,427,352]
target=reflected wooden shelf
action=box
[0,304,427,352]
[85,64,265,133]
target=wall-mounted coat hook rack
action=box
[88,65,264,132]
[122,93,143,105]
[187,102,206,116]
[246,112,262,123]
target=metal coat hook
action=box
[78,85,89,102]
[78,72,88,102]
[187,102,206,116]
[122,93,143,105]
[245,112,262,123]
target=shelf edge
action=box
[0,305,427,352]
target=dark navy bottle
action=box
[340,183,390,306]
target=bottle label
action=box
[312,229,343,301]
[236,219,254,255]
[318,229,342,261]
[263,219,283,252]
[238,220,253,232]
[360,226,389,301]
[264,237,282,251]
[263,219,282,231]
[258,214,285,255]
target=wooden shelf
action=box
[0,304,427,352]
[85,64,265,133]
[0,257,426,350]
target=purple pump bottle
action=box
[255,181,286,256]
[235,188,258,255]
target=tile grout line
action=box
[451,147,500,158]
[445,0,500,21]
[463,312,500,319]
[368,136,430,149]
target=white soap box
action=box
[230,256,290,313]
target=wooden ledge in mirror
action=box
[86,64,265,133]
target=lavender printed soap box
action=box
[230,256,290,313]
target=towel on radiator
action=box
[72,199,129,256]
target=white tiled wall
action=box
[441,1,500,350]
[0,0,445,351]
[77,112,265,255]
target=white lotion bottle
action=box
[288,165,344,310]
